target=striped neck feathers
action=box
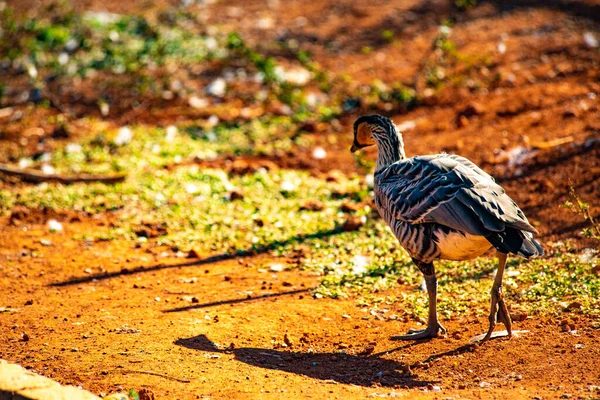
[372,123,406,170]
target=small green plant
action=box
[381,29,395,43]
[564,186,600,240]
[454,0,477,11]
[128,389,140,400]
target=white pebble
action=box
[352,255,370,275]
[114,126,133,146]
[270,263,284,272]
[583,32,598,48]
[281,181,296,192]
[58,52,69,65]
[185,183,199,194]
[47,219,63,232]
[165,126,178,142]
[41,164,55,175]
[497,42,507,54]
[66,143,82,154]
[188,96,208,109]
[206,78,226,97]
[312,147,327,160]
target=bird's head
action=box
[350,114,397,153]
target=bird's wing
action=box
[374,154,537,236]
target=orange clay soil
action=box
[1,0,600,399]
[0,217,599,400]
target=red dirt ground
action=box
[1,0,600,399]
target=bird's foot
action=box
[391,321,446,341]
[480,288,512,342]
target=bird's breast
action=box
[434,229,492,261]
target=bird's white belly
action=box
[436,231,493,261]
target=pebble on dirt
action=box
[300,200,325,211]
[342,216,366,232]
[47,219,63,232]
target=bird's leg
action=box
[482,252,512,341]
[391,262,446,340]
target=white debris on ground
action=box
[206,77,227,97]
[495,146,537,168]
[351,255,370,275]
[395,120,416,132]
[583,32,598,48]
[188,96,208,109]
[269,263,284,272]
[47,220,63,232]
[41,164,55,175]
[312,147,327,159]
[579,248,597,263]
[165,125,178,142]
[114,126,133,146]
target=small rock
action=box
[114,126,133,146]
[342,216,366,232]
[270,263,284,272]
[52,125,70,139]
[458,102,485,118]
[300,200,325,211]
[47,219,63,232]
[583,32,598,48]
[191,297,199,303]
[510,311,527,322]
[479,381,491,388]
[21,333,30,342]
[188,96,208,109]
[187,249,200,259]
[562,107,579,118]
[226,189,244,201]
[560,393,572,399]
[139,388,155,400]
[566,301,582,311]
[206,78,226,97]
[283,334,293,347]
[24,300,33,306]
[340,201,361,212]
[457,114,469,128]
[312,147,327,160]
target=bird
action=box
[351,114,543,341]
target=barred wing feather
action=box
[375,155,538,236]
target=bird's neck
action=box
[375,130,406,170]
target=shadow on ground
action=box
[49,227,344,287]
[175,334,438,388]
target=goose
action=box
[351,114,543,341]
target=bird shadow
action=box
[174,334,438,388]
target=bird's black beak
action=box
[350,142,360,153]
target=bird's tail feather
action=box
[486,227,544,258]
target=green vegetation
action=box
[454,0,478,11]
[564,186,600,241]
[1,118,599,319]
[0,3,597,323]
